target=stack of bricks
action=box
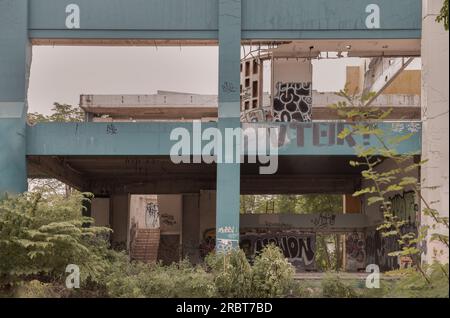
[130,228,160,263]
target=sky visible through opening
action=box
[28,46,420,115]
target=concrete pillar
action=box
[110,194,130,249]
[421,0,449,264]
[91,197,111,227]
[182,194,201,263]
[0,0,30,195]
[215,0,242,252]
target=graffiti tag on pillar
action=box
[106,124,118,135]
[222,82,237,93]
[217,226,236,234]
[217,238,238,253]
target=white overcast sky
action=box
[27,46,420,115]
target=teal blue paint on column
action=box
[0,0,30,195]
[216,0,242,253]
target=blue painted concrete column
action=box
[0,0,30,195]
[216,0,242,252]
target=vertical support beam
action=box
[111,194,130,248]
[0,0,30,195]
[216,0,242,252]
[421,0,449,264]
[182,194,201,263]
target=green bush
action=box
[321,274,358,298]
[383,263,449,298]
[0,192,111,287]
[14,280,62,298]
[285,280,314,298]
[358,279,393,298]
[3,191,446,299]
[357,263,449,298]
[206,249,253,298]
[206,245,296,298]
[105,256,215,298]
[251,244,295,298]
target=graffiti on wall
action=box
[345,232,366,272]
[241,108,271,123]
[145,202,160,229]
[273,82,312,122]
[160,213,177,227]
[365,229,399,271]
[311,213,336,229]
[365,192,418,271]
[241,232,316,270]
[390,191,417,225]
[275,122,358,148]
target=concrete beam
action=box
[241,175,360,194]
[27,156,88,190]
[90,177,215,196]
[85,174,359,196]
[80,92,421,121]
[26,121,423,156]
[240,213,370,232]
[27,0,421,41]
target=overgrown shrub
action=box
[14,280,62,298]
[105,256,215,298]
[251,244,295,298]
[383,263,449,298]
[206,249,253,298]
[321,274,358,298]
[0,192,111,287]
[206,245,296,298]
[285,280,314,298]
[358,279,393,298]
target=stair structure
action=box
[130,228,160,263]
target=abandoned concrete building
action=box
[1,1,448,272]
[76,58,423,271]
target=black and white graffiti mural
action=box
[365,229,400,271]
[145,202,160,229]
[364,225,418,272]
[240,232,316,270]
[273,82,312,122]
[390,191,418,225]
[345,232,366,272]
[365,191,419,271]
